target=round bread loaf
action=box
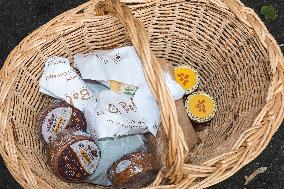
[37,101,87,146]
[108,151,159,188]
[48,130,100,182]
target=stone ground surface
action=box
[0,0,283,189]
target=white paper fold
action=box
[39,57,95,111]
[84,90,150,139]
[74,46,146,87]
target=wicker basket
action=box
[0,0,284,188]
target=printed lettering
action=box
[130,98,137,111]
[80,149,92,164]
[73,93,79,99]
[108,104,119,113]
[80,89,91,100]
[46,71,69,80]
[66,96,74,105]
[119,102,129,113]
[53,116,63,133]
[67,75,78,81]
[47,59,67,67]
[113,53,122,64]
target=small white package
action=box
[39,57,94,111]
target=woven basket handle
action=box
[95,0,188,183]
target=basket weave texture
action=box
[0,0,284,188]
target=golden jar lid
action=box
[174,65,199,94]
[185,92,217,123]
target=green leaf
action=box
[261,5,277,22]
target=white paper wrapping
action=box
[39,57,95,111]
[75,46,185,138]
[84,90,156,139]
[74,46,146,87]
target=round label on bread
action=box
[70,140,100,175]
[42,107,72,144]
[115,160,132,174]
[37,102,87,145]
[48,131,101,182]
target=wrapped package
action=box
[37,101,87,146]
[147,60,200,171]
[39,57,95,111]
[75,46,185,138]
[160,60,200,150]
[47,130,100,183]
[84,90,151,139]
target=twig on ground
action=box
[244,167,267,185]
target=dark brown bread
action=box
[47,130,100,183]
[108,151,159,188]
[37,101,87,146]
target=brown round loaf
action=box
[108,151,159,188]
[47,130,101,182]
[37,101,87,146]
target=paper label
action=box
[70,140,100,174]
[100,80,138,96]
[174,66,199,93]
[42,107,72,143]
[115,160,131,173]
[185,92,216,122]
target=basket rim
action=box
[0,0,284,189]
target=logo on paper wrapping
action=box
[65,87,94,108]
[95,53,123,64]
[109,81,138,96]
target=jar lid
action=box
[174,65,199,94]
[185,92,217,123]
